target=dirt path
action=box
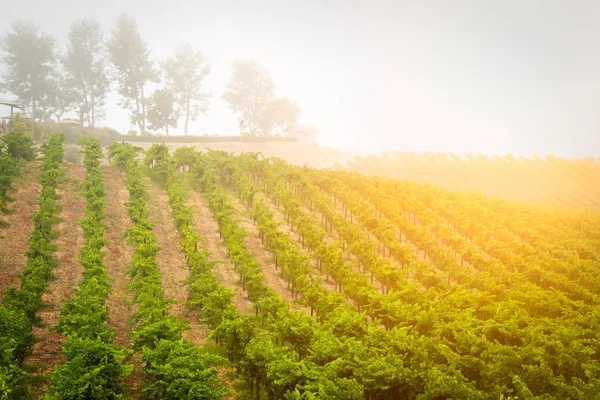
[24,163,86,397]
[0,162,41,299]
[186,188,253,315]
[103,167,144,398]
[146,179,210,346]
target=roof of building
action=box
[58,118,82,125]
[0,99,22,108]
[291,124,317,133]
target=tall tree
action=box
[63,18,109,128]
[262,97,301,136]
[43,71,78,121]
[163,43,211,136]
[147,89,178,135]
[223,60,275,136]
[0,21,57,120]
[107,14,156,133]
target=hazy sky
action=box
[1,0,600,157]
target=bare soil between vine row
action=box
[24,163,86,397]
[0,162,41,300]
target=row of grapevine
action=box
[110,142,227,399]
[219,152,556,396]
[331,172,585,307]
[209,151,600,399]
[0,129,36,227]
[462,191,600,263]
[215,152,421,336]
[163,147,410,398]
[222,153,431,329]
[178,149,491,399]
[355,175,598,302]
[345,151,600,208]
[319,167,600,398]
[47,138,130,399]
[154,145,363,398]
[291,166,470,290]
[0,134,63,398]
[311,171,521,295]
[190,149,368,399]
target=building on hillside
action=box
[0,99,22,119]
[12,112,32,120]
[1,112,33,133]
[58,118,82,126]
[289,124,317,145]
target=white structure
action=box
[12,112,32,121]
[290,124,317,145]
[58,118,82,125]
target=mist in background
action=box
[1,0,599,158]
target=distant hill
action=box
[344,152,600,209]
[112,138,361,169]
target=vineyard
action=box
[0,132,599,400]
[345,152,600,209]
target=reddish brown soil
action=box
[0,162,41,299]
[24,163,86,397]
[146,182,242,400]
[145,178,210,345]
[186,189,253,315]
[103,167,144,398]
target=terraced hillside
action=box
[345,152,600,209]
[0,134,598,399]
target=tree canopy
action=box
[107,13,157,133]
[63,18,109,127]
[0,16,303,136]
[223,60,301,136]
[1,21,57,120]
[163,42,211,136]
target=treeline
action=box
[0,134,63,398]
[0,15,300,136]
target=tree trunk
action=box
[84,83,92,127]
[140,83,146,133]
[135,95,143,133]
[32,97,37,122]
[185,96,191,136]
[91,92,96,129]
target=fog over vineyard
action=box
[1,2,600,400]
[2,0,600,156]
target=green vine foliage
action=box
[0,129,35,226]
[159,148,600,400]
[110,143,228,399]
[0,134,63,399]
[47,137,130,400]
[148,148,367,400]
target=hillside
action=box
[1,132,598,399]
[344,152,600,209]
[116,139,360,168]
[121,142,600,209]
